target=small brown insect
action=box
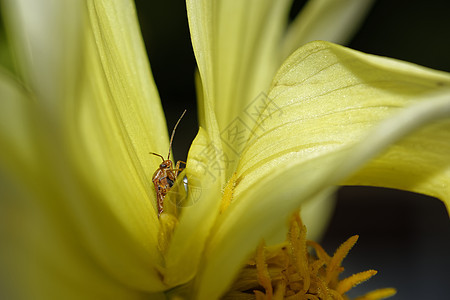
[150,110,186,217]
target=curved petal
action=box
[2,0,171,293]
[198,89,450,299]
[195,41,450,298]
[196,187,337,299]
[187,0,292,168]
[61,0,170,289]
[259,193,336,246]
[77,0,167,213]
[342,91,450,212]
[1,0,83,116]
[0,72,165,298]
[282,0,375,59]
[0,69,37,174]
[235,41,450,206]
[161,127,223,286]
[0,185,165,300]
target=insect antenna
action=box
[167,109,187,160]
[149,152,165,162]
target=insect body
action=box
[150,110,186,217]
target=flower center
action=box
[223,212,396,300]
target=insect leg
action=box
[174,160,186,178]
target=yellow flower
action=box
[0,0,449,299]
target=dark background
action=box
[135,0,450,299]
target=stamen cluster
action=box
[224,212,396,300]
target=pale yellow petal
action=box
[60,0,170,289]
[342,90,450,212]
[195,41,450,298]
[195,70,206,128]
[0,71,164,298]
[187,0,292,168]
[1,0,83,115]
[0,69,37,174]
[186,0,225,177]
[162,127,223,286]
[300,192,336,241]
[161,41,228,284]
[235,41,450,207]
[162,3,235,285]
[2,0,171,292]
[196,184,337,299]
[1,183,165,300]
[282,0,375,59]
[264,194,336,246]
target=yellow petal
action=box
[196,181,337,299]
[263,193,336,246]
[186,1,225,177]
[342,90,450,212]
[1,187,166,300]
[185,0,216,137]
[187,0,292,167]
[0,72,165,298]
[235,41,450,209]
[282,0,375,59]
[163,10,228,283]
[195,41,450,298]
[1,0,83,115]
[2,0,171,293]
[195,70,206,128]
[300,192,335,241]
[62,0,170,289]
[162,127,223,286]
[196,155,341,299]
[0,69,37,174]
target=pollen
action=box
[220,172,238,213]
[223,211,396,300]
[158,213,178,254]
